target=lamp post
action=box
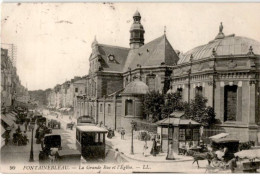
[130,120,137,155]
[29,126,34,162]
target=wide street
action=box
[1,109,221,173]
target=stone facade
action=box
[74,11,178,133]
[61,12,260,143]
[170,27,260,143]
[1,48,29,108]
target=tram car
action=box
[76,125,108,160]
[77,115,95,126]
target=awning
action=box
[209,133,239,143]
[1,114,14,127]
[209,133,229,139]
[235,149,260,159]
[11,111,18,116]
[6,113,17,122]
[1,125,6,135]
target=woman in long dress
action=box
[143,140,149,157]
[150,138,157,156]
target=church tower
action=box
[130,10,145,49]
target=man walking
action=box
[120,128,125,140]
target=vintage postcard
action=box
[1,2,260,174]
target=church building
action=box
[75,11,260,143]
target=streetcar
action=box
[76,125,108,160]
[77,115,95,126]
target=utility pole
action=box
[29,126,34,162]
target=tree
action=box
[184,94,216,126]
[143,91,165,122]
[161,92,184,119]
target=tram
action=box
[76,125,108,160]
[77,115,95,126]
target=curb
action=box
[106,141,193,163]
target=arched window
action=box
[224,85,238,122]
[195,86,203,96]
[177,87,183,94]
[125,100,133,116]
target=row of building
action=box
[1,48,30,109]
[47,76,88,114]
[1,47,30,147]
[47,11,260,144]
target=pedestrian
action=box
[121,129,125,140]
[150,137,157,156]
[22,131,28,145]
[114,148,121,163]
[143,140,149,157]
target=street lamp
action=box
[29,126,34,162]
[130,120,137,155]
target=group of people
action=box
[142,136,161,157]
[107,128,115,139]
[12,126,29,146]
[35,124,49,146]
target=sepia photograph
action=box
[1,2,260,174]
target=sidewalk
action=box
[106,131,193,163]
[1,124,41,165]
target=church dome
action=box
[122,80,149,95]
[178,35,260,64]
[178,23,260,64]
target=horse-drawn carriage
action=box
[48,119,61,129]
[66,122,75,130]
[39,134,62,163]
[39,134,81,164]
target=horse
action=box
[190,150,215,168]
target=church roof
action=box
[73,79,86,84]
[122,79,149,95]
[96,44,130,72]
[178,35,260,64]
[123,35,179,71]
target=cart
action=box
[234,149,260,173]
[48,119,61,129]
[39,134,62,163]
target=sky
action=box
[2,3,260,91]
